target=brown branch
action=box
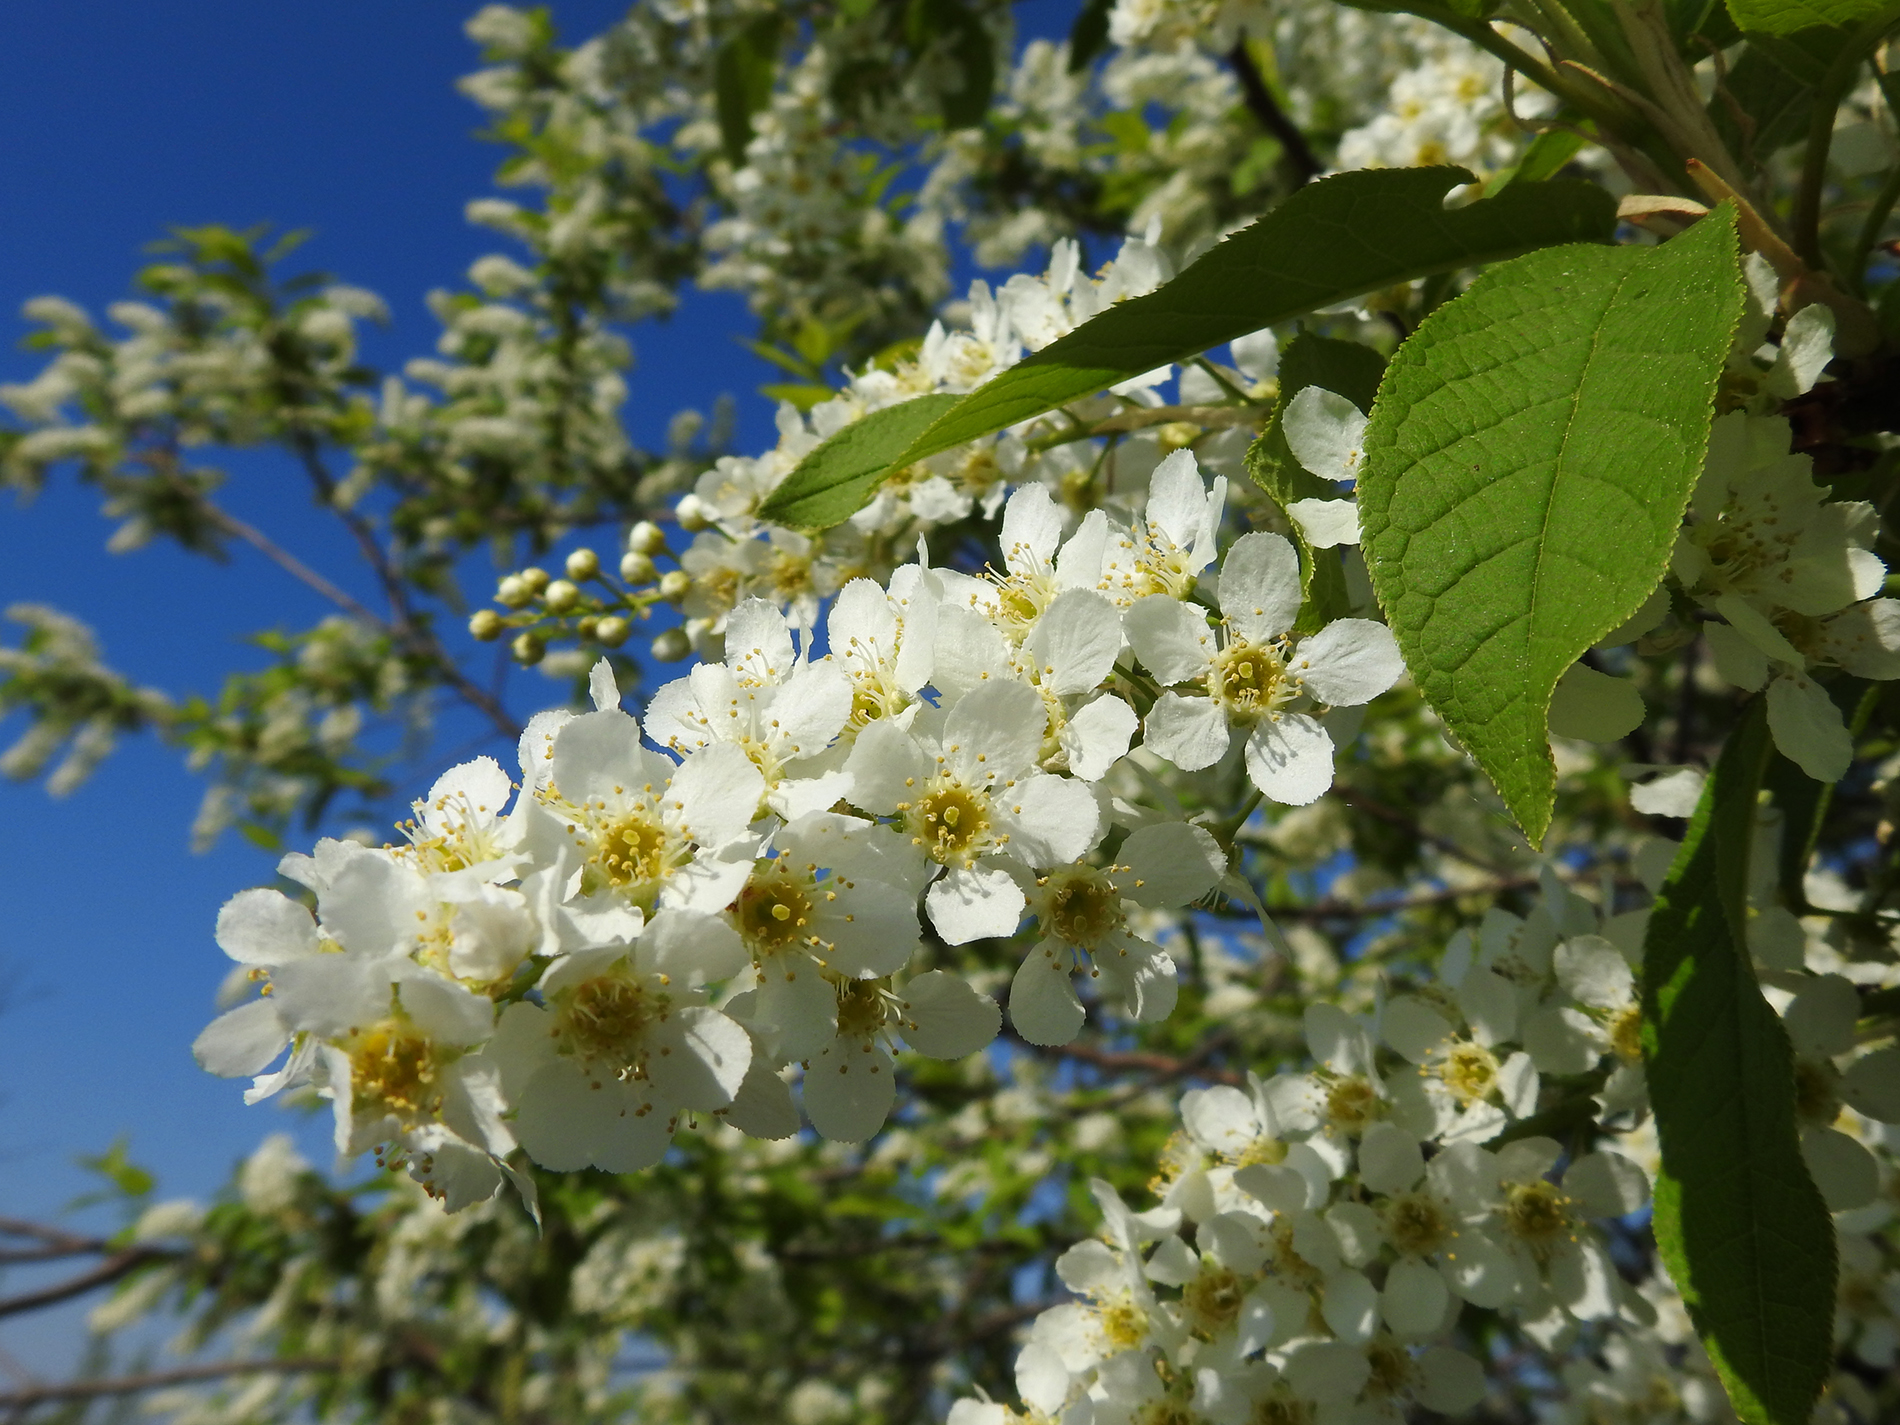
[1023,1028,1245,1088]
[1227,42,1323,186]
[1329,784,1521,877]
[290,439,523,741]
[0,1249,170,1321]
[197,499,388,629]
[0,1358,335,1410]
[1258,877,1542,922]
[0,1219,107,1255]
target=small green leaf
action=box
[1643,699,1836,1425]
[1713,27,1860,158]
[1359,209,1744,845]
[714,14,783,167]
[906,0,994,129]
[757,394,964,530]
[1726,0,1897,34]
[1244,332,1385,630]
[884,168,1615,480]
[1068,0,1115,70]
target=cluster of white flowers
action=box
[198,448,1404,1208]
[637,229,1243,661]
[1331,26,1552,177]
[958,873,1900,1425]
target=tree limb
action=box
[1227,42,1323,186]
[0,1358,334,1410]
[0,1249,171,1321]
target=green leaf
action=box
[1726,0,1897,34]
[1643,698,1836,1425]
[906,0,994,129]
[1359,209,1744,846]
[714,14,783,167]
[883,168,1616,481]
[1068,0,1115,70]
[1485,126,1587,193]
[757,394,964,530]
[759,383,839,411]
[1244,332,1385,630]
[1713,27,1859,159]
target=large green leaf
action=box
[1244,331,1385,631]
[756,394,963,531]
[714,14,783,167]
[1358,210,1743,845]
[1726,0,1895,34]
[1643,699,1836,1425]
[1713,27,1859,159]
[877,168,1616,478]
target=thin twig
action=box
[1226,42,1323,186]
[1025,1028,1245,1088]
[0,1219,106,1254]
[0,1249,171,1321]
[0,1358,335,1410]
[196,498,387,629]
[291,438,523,741]
[1329,785,1520,877]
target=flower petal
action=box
[1218,532,1302,643]
[899,969,1002,1058]
[1243,714,1336,805]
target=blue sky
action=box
[0,0,792,1372]
[0,0,1095,1376]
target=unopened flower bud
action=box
[674,497,711,533]
[519,566,551,595]
[619,551,656,584]
[652,627,693,662]
[565,547,600,581]
[658,570,691,603]
[596,615,631,647]
[469,609,505,641]
[576,615,600,640]
[544,579,581,614]
[627,520,668,556]
[511,631,546,665]
[496,575,533,609]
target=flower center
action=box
[1382,1190,1451,1257]
[1501,1179,1574,1253]
[1234,1134,1287,1167]
[557,969,663,1074]
[1213,637,1292,723]
[1364,1338,1415,1399]
[737,861,815,953]
[347,1019,443,1121]
[1794,1057,1842,1127]
[1441,1041,1500,1105]
[1609,1004,1644,1064]
[1134,1399,1197,1425]
[1182,1264,1245,1336]
[1251,1393,1314,1425]
[909,780,991,865]
[1324,1073,1382,1134]
[1097,1298,1149,1351]
[592,807,672,894]
[1046,867,1125,950]
[835,979,892,1040]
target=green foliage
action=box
[1243,331,1384,630]
[1643,699,1836,1425]
[1359,210,1744,846]
[1726,0,1897,35]
[871,169,1617,498]
[757,393,963,528]
[1067,0,1115,70]
[715,14,785,167]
